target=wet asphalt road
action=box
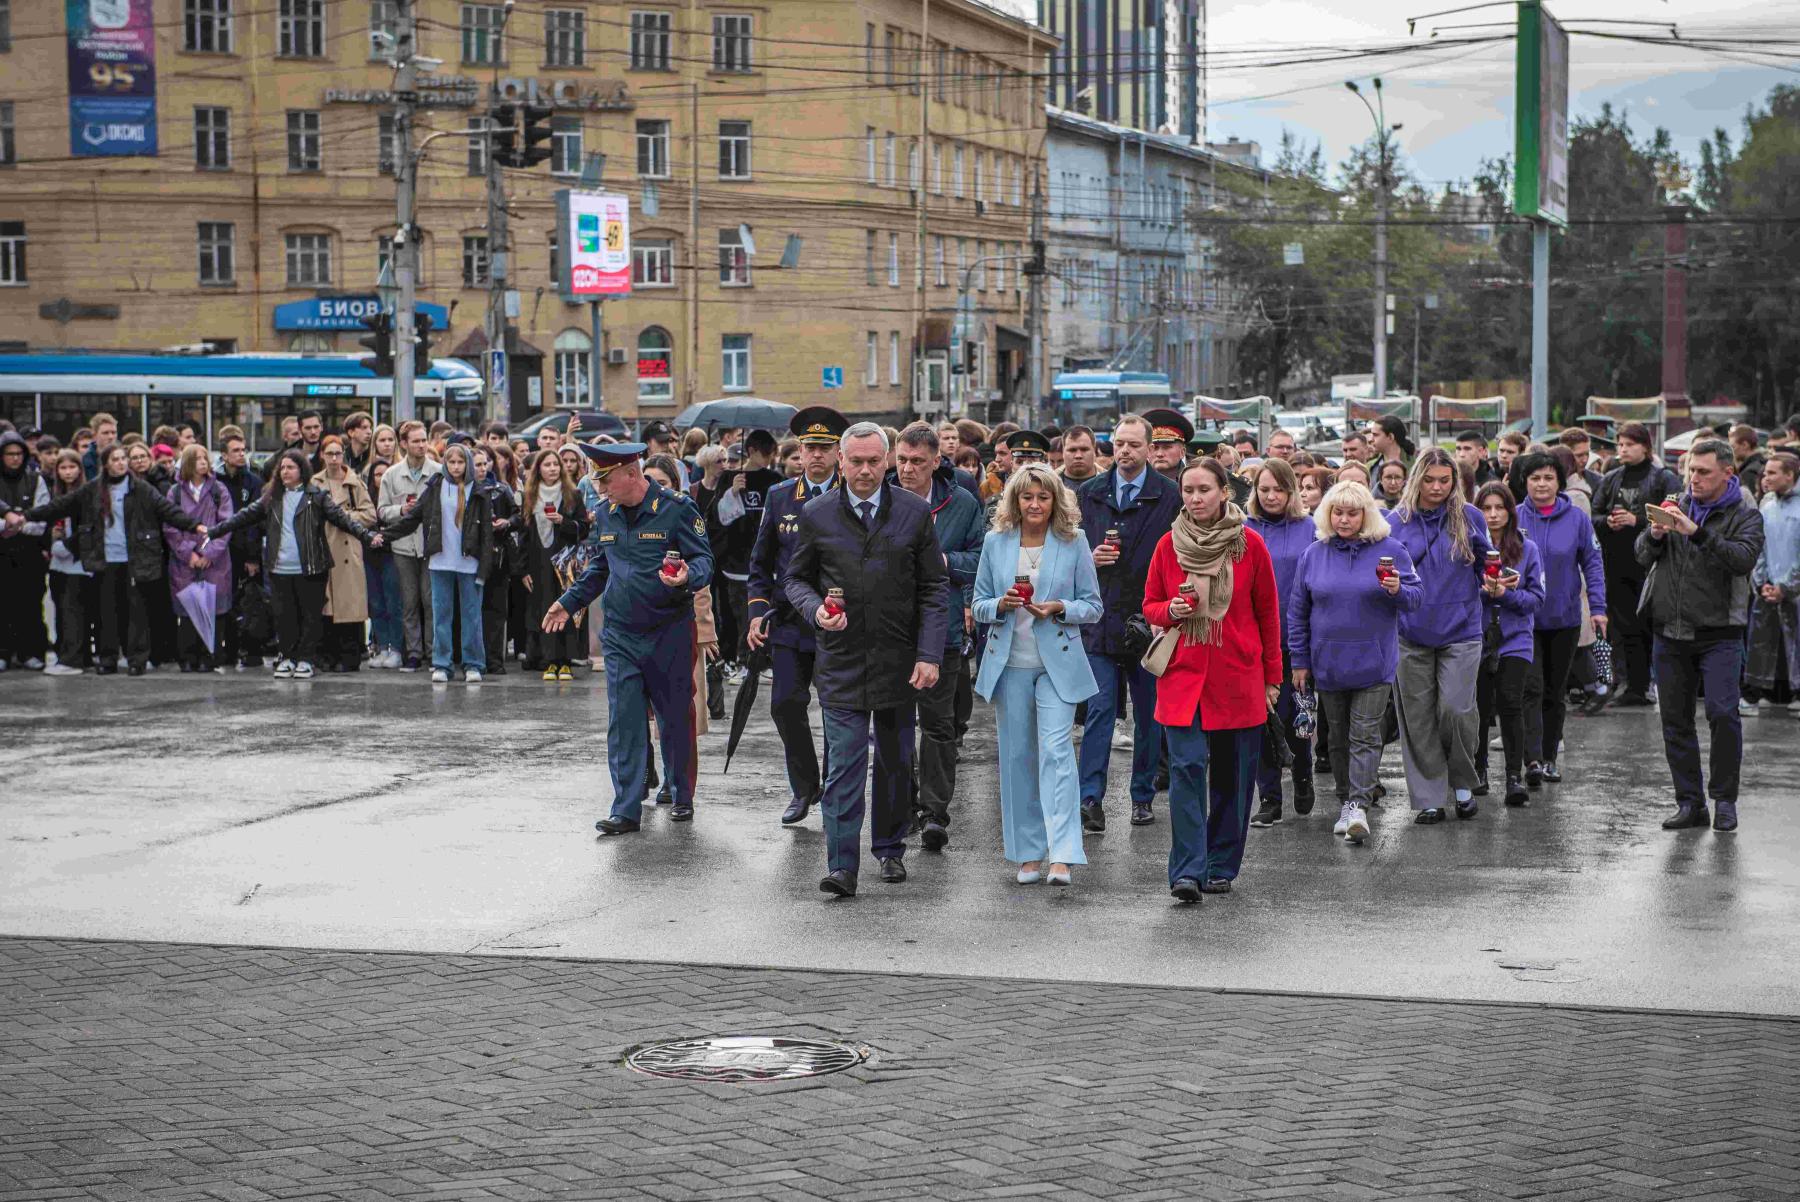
[1,667,1795,1014]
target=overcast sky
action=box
[996,0,1796,190]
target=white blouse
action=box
[1006,543,1045,669]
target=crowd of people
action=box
[1,401,1796,902]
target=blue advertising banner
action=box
[272,297,452,331]
[67,0,159,157]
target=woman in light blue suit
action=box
[973,464,1103,886]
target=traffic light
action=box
[411,312,435,376]
[1025,239,1046,276]
[513,103,555,169]
[358,311,393,377]
[488,104,517,167]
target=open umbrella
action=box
[673,398,796,433]
[174,581,218,652]
[722,643,773,773]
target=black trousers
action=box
[722,577,749,663]
[144,572,178,666]
[1477,654,1529,778]
[953,642,974,739]
[0,560,48,662]
[50,571,95,668]
[1605,568,1652,695]
[482,573,509,668]
[914,648,962,825]
[1523,627,1580,763]
[770,640,824,803]
[324,620,364,669]
[269,573,326,665]
[95,563,150,668]
[176,612,217,669]
[228,561,264,665]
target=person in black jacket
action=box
[217,433,266,669]
[1592,422,1682,705]
[380,443,496,683]
[782,422,950,898]
[0,431,48,670]
[202,449,381,680]
[7,442,203,675]
[512,448,589,677]
[472,444,519,675]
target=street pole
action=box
[1531,220,1549,437]
[590,299,603,411]
[1411,299,1420,398]
[485,129,509,423]
[913,0,930,417]
[392,0,418,424]
[1026,181,1045,428]
[1347,78,1398,401]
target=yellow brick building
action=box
[0,0,1049,431]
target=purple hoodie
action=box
[1246,511,1317,642]
[1389,501,1494,648]
[1518,494,1605,630]
[1287,535,1424,692]
[1483,537,1546,660]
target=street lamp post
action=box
[1346,78,1401,402]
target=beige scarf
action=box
[1142,502,1247,675]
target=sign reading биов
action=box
[272,297,451,332]
[67,0,158,157]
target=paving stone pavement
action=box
[2,937,1796,1202]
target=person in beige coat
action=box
[312,436,377,672]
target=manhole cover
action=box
[625,1036,866,1082]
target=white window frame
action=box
[864,230,877,287]
[636,119,669,178]
[865,127,876,184]
[887,232,899,287]
[185,0,233,53]
[952,144,964,198]
[544,9,584,67]
[718,120,751,180]
[194,106,230,170]
[197,221,235,286]
[462,234,491,287]
[551,115,582,177]
[931,141,942,194]
[468,115,489,176]
[553,329,592,407]
[884,132,896,187]
[286,110,320,172]
[721,334,752,392]
[976,240,987,292]
[637,326,674,403]
[632,238,674,287]
[933,236,945,287]
[0,222,23,285]
[908,140,920,191]
[277,0,323,57]
[461,3,505,66]
[865,332,879,386]
[284,232,331,287]
[712,13,752,72]
[369,0,396,58]
[718,226,750,286]
[630,11,671,69]
[889,331,901,386]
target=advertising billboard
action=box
[555,190,632,298]
[66,0,159,157]
[1514,2,1569,226]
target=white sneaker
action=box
[1789,700,1800,714]
[272,659,295,679]
[1333,805,1352,836]
[0,659,10,672]
[430,668,449,683]
[386,648,404,669]
[1738,700,1758,717]
[1112,723,1134,750]
[1344,804,1370,842]
[44,663,83,677]
[292,661,314,679]
[23,656,45,670]
[465,670,484,684]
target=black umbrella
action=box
[674,398,797,432]
[722,644,773,773]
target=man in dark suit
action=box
[1075,414,1183,830]
[784,422,950,897]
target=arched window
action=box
[553,328,592,407]
[637,326,673,403]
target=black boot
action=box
[1292,777,1316,816]
[1504,774,1528,806]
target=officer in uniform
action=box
[1191,429,1252,505]
[1003,429,1052,465]
[1142,408,1195,481]
[747,405,847,825]
[544,443,714,835]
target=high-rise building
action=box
[1039,0,1204,142]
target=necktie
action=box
[858,501,874,528]
[1121,482,1137,509]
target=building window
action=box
[635,119,669,177]
[931,141,942,194]
[865,332,879,386]
[467,115,489,175]
[185,0,232,53]
[934,42,946,101]
[887,233,899,287]
[885,27,897,85]
[976,241,987,291]
[369,0,396,57]
[553,328,591,407]
[551,116,582,176]
[462,234,490,287]
[0,221,25,285]
[377,234,394,275]
[193,106,229,170]
[718,227,750,286]
[718,120,751,179]
[865,127,876,183]
[284,232,331,287]
[197,222,235,285]
[864,230,876,286]
[461,3,504,65]
[630,11,671,69]
[286,110,320,171]
[632,238,673,286]
[865,24,875,82]
[712,13,751,72]
[721,334,752,391]
[277,0,323,57]
[956,237,966,286]
[908,141,920,191]
[973,153,983,203]
[934,237,945,286]
[0,1,8,53]
[544,9,584,66]
[884,132,896,187]
[377,112,397,175]
[952,144,964,197]
[889,331,901,386]
[637,327,673,402]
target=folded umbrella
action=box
[722,644,773,773]
[174,581,218,652]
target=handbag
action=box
[1261,708,1294,768]
[1121,612,1155,662]
[1140,626,1179,677]
[235,580,273,644]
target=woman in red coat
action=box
[1143,456,1283,904]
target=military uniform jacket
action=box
[747,474,836,651]
[557,478,715,635]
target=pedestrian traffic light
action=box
[358,312,394,377]
[412,312,434,376]
[513,103,555,169]
[488,104,517,167]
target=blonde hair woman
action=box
[1286,481,1422,842]
[972,464,1102,887]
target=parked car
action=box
[514,409,630,443]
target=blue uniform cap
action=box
[575,441,646,476]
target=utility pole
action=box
[912,0,931,417]
[391,0,418,424]
[485,124,510,422]
[1026,180,1045,428]
[1347,78,1399,401]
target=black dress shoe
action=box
[920,820,949,851]
[1541,760,1562,783]
[1472,768,1490,797]
[1170,878,1202,904]
[1504,774,1529,806]
[1713,801,1738,832]
[127,664,146,677]
[1661,804,1710,831]
[670,802,693,822]
[1525,762,1544,788]
[1614,691,1653,708]
[1292,778,1316,815]
[1455,797,1479,820]
[654,782,674,806]
[1081,802,1105,833]
[96,665,118,676]
[781,794,813,825]
[1579,690,1608,716]
[1199,878,1232,894]
[879,857,907,883]
[1130,801,1154,826]
[1414,808,1446,824]
[819,870,857,897]
[594,816,641,836]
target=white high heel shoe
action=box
[1017,866,1043,884]
[1047,865,1072,887]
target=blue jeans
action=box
[365,553,403,652]
[820,705,914,876]
[994,665,1085,865]
[1653,632,1744,806]
[1078,651,1161,808]
[428,569,484,672]
[1164,720,1260,887]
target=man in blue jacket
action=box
[545,443,714,835]
[893,422,984,850]
[1075,414,1182,830]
